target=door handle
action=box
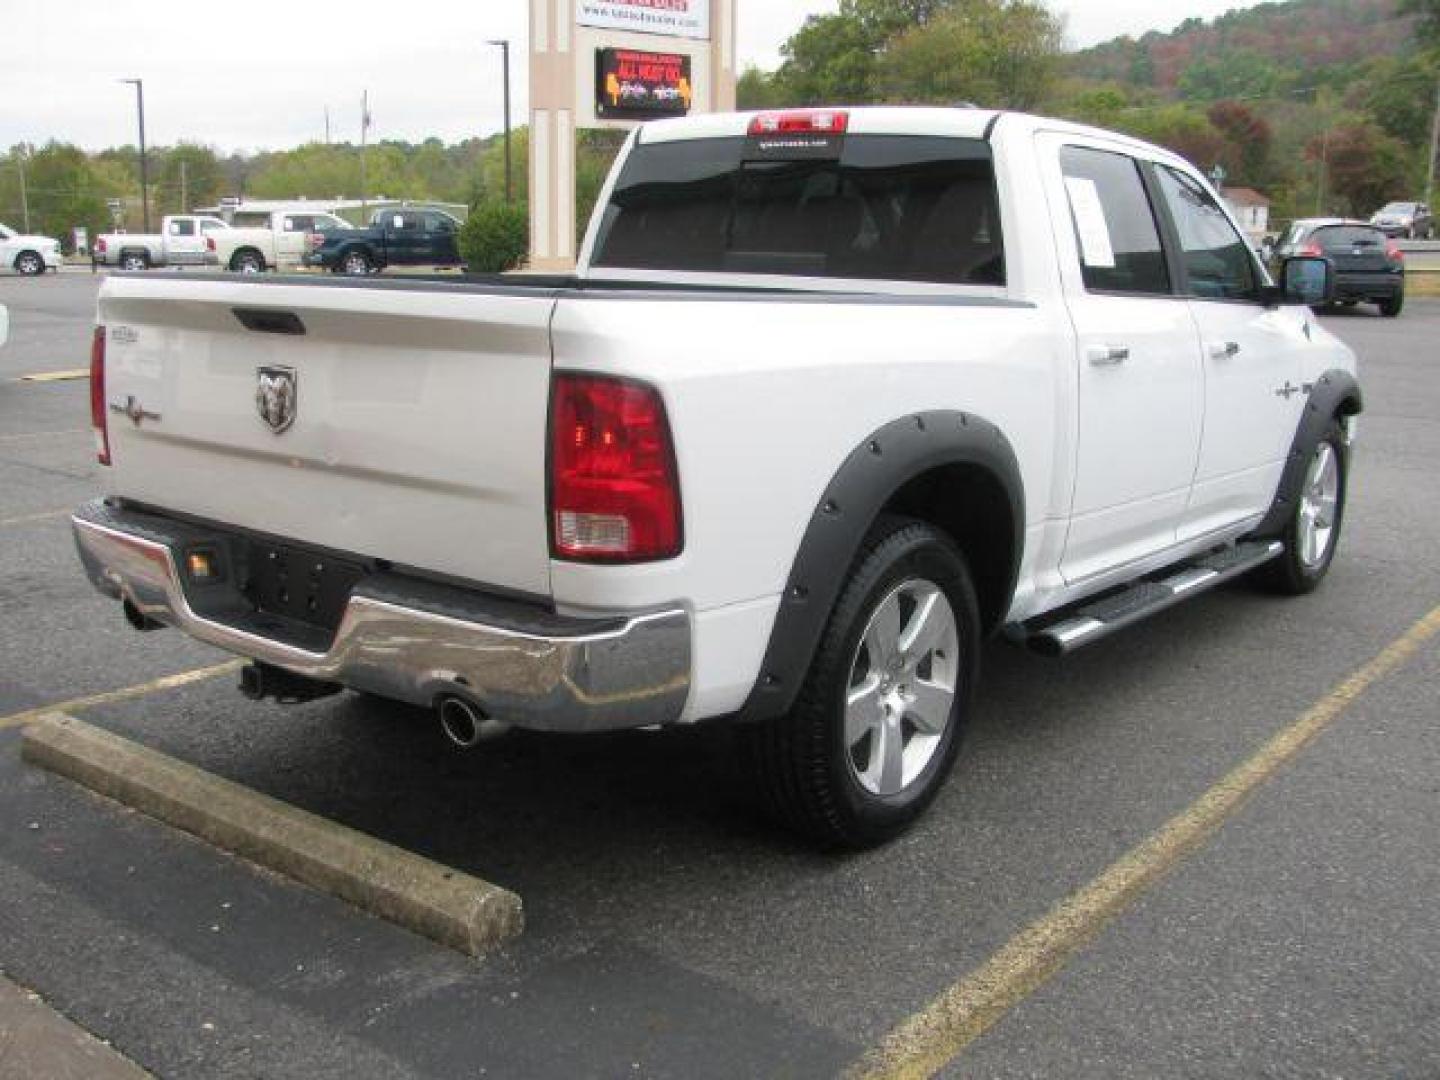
[1086,345,1130,366]
[1209,341,1241,359]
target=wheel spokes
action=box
[876,716,905,794]
[897,586,947,665]
[862,592,902,669]
[845,674,884,748]
[906,678,953,735]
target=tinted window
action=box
[1312,225,1384,250]
[592,135,1004,286]
[168,219,195,237]
[1154,166,1257,300]
[1057,146,1169,295]
[232,212,270,228]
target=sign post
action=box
[528,0,736,271]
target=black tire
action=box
[1256,420,1348,596]
[230,249,266,274]
[742,516,981,849]
[340,249,373,275]
[13,250,44,276]
[119,251,150,272]
[1378,293,1404,318]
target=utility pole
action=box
[488,39,513,204]
[121,78,150,233]
[179,158,188,212]
[325,106,331,145]
[16,147,29,233]
[1426,76,1440,214]
[1314,124,1330,216]
[359,90,370,216]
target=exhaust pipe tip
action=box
[123,599,162,632]
[437,696,505,750]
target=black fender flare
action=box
[1250,368,1362,540]
[736,410,1024,723]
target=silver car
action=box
[1369,201,1433,240]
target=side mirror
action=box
[1273,255,1333,307]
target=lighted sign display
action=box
[596,49,693,119]
[577,0,710,42]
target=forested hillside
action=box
[1072,0,1416,97]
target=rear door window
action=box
[592,135,1004,286]
[1057,146,1170,295]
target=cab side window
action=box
[169,219,195,237]
[1154,166,1258,301]
[1058,146,1170,295]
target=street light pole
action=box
[488,39,513,204]
[121,79,149,233]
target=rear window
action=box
[590,135,1004,286]
[1313,226,1384,250]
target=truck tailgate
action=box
[98,275,558,597]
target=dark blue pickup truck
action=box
[303,208,463,274]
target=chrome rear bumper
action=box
[72,501,691,732]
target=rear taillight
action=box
[1299,241,1322,256]
[309,232,324,248]
[748,110,849,136]
[206,237,216,252]
[96,237,107,253]
[90,326,110,465]
[549,374,681,562]
[1386,240,1404,263]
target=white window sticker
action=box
[1064,176,1116,269]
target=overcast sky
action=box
[1,0,1264,153]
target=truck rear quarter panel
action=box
[549,292,1072,718]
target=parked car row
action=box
[93,211,351,273]
[86,207,464,276]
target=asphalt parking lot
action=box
[1,272,1437,1078]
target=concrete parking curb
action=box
[21,713,523,958]
[0,973,150,1079]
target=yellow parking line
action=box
[853,602,1440,1080]
[0,660,244,732]
[0,509,69,528]
[18,369,90,383]
[0,428,87,443]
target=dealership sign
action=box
[596,48,692,119]
[576,0,710,41]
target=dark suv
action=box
[1273,218,1405,317]
[303,209,463,275]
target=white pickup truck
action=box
[94,213,346,274]
[74,108,1359,847]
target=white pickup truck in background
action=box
[73,107,1360,848]
[94,212,348,273]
